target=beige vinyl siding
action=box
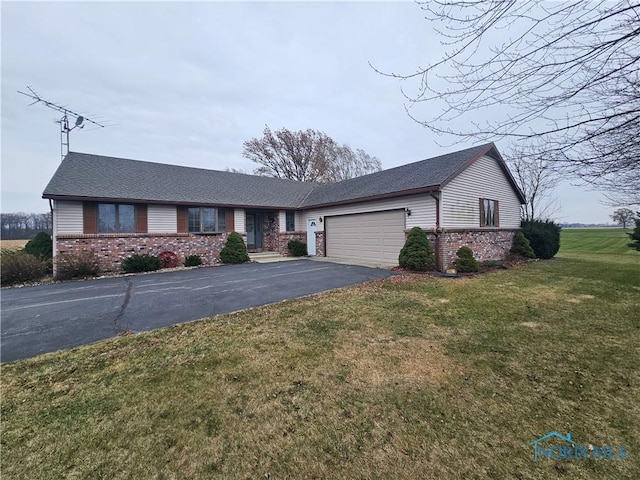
[148,205,177,233]
[441,155,521,229]
[55,201,83,234]
[278,211,287,233]
[301,194,436,232]
[234,208,245,233]
[295,212,304,231]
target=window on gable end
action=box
[480,198,499,227]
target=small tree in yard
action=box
[398,227,435,271]
[454,246,479,273]
[611,208,636,229]
[24,232,53,259]
[220,232,250,264]
[628,216,640,252]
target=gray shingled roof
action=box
[43,143,523,208]
[43,152,316,208]
[301,143,508,207]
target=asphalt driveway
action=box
[0,260,394,363]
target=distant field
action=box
[0,239,28,250]
[559,227,633,257]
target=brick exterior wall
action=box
[262,213,279,252]
[276,231,307,256]
[315,231,325,257]
[412,229,517,271]
[56,233,229,272]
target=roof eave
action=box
[301,186,440,209]
[42,194,298,210]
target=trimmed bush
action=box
[1,251,47,285]
[510,230,536,258]
[24,232,53,259]
[398,227,436,271]
[220,232,250,264]
[55,251,101,281]
[122,254,161,273]
[521,219,561,259]
[184,255,203,267]
[288,239,307,257]
[628,217,640,251]
[158,251,179,269]
[454,246,479,273]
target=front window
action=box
[481,198,498,227]
[286,211,295,232]
[188,207,225,233]
[98,204,135,233]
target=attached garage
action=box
[325,209,406,265]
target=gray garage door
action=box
[325,210,406,265]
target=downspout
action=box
[430,192,442,272]
[49,198,56,277]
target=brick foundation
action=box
[416,229,517,271]
[56,233,229,272]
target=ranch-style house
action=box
[42,142,525,271]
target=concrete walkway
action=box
[309,255,396,270]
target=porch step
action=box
[249,252,301,263]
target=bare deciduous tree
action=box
[242,126,381,183]
[376,1,640,204]
[508,147,560,221]
[611,208,636,229]
[1,212,52,239]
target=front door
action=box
[307,218,317,256]
[246,213,263,249]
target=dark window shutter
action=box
[479,199,485,227]
[494,200,500,227]
[135,204,148,233]
[177,206,188,233]
[225,208,235,232]
[83,202,98,234]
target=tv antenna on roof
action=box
[18,86,109,161]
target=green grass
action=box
[2,229,639,479]
[560,227,634,256]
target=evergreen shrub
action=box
[454,246,479,273]
[521,220,561,259]
[288,239,307,257]
[510,231,536,258]
[24,232,53,259]
[184,255,203,267]
[220,232,250,264]
[122,254,161,273]
[398,227,436,271]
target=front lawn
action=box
[2,229,638,479]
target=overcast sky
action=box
[1,1,614,224]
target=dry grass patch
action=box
[335,328,460,388]
[0,239,28,250]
